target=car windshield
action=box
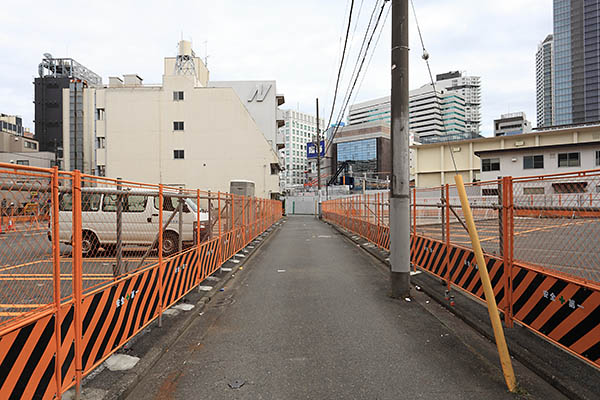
[186,199,197,213]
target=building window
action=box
[481,158,500,172]
[96,108,105,120]
[558,152,580,167]
[523,155,544,169]
[482,188,499,196]
[174,150,185,159]
[173,91,184,101]
[523,187,544,195]
[596,150,600,166]
[173,121,184,131]
[552,182,587,193]
[16,160,29,166]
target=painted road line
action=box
[0,259,52,272]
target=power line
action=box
[337,0,382,127]
[325,0,356,134]
[352,3,390,106]
[325,0,354,109]
[326,0,389,155]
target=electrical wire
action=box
[339,0,366,86]
[325,0,356,135]
[325,0,388,155]
[325,0,354,111]
[352,2,390,106]
[337,0,382,128]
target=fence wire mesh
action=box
[324,170,600,286]
[0,166,65,326]
[511,171,600,282]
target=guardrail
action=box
[0,163,282,399]
[322,169,600,370]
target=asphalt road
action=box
[126,216,548,399]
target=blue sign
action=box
[307,140,325,159]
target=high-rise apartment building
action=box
[347,96,390,126]
[348,73,478,143]
[536,34,554,127]
[278,110,325,188]
[435,71,481,135]
[553,0,600,125]
[409,84,469,143]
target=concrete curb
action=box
[325,220,600,400]
[91,220,286,400]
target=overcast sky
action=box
[0,0,552,137]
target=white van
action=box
[52,188,209,256]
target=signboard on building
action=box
[307,140,325,159]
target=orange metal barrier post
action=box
[444,184,451,292]
[158,185,164,328]
[218,192,222,264]
[376,192,381,249]
[502,176,514,327]
[72,170,83,399]
[242,196,246,246]
[51,167,62,398]
[412,188,416,236]
[196,189,201,286]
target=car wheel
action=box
[82,231,99,258]
[163,231,179,256]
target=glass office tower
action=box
[553,0,600,125]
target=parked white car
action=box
[50,188,209,256]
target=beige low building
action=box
[412,124,600,187]
[62,40,281,198]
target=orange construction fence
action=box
[0,163,282,399]
[322,169,600,370]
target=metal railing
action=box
[0,163,282,399]
[322,168,600,370]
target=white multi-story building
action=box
[536,34,554,128]
[62,40,281,198]
[434,71,481,135]
[409,84,468,143]
[278,110,325,189]
[347,81,472,144]
[347,96,390,126]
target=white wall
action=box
[209,80,279,151]
[479,145,600,181]
[100,75,280,198]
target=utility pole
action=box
[390,0,411,298]
[316,98,321,191]
[316,98,322,218]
